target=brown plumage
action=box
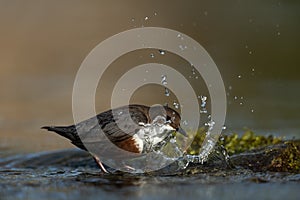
[42,104,187,173]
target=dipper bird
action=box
[42,104,187,173]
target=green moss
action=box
[187,129,282,155]
[268,141,300,173]
[186,129,300,173]
[186,127,206,155]
[220,130,282,155]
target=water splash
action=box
[205,120,215,132]
[200,95,207,107]
[199,95,208,114]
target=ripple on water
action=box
[0,148,299,200]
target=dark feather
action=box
[42,105,150,150]
[41,125,87,150]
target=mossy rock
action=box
[186,129,300,173]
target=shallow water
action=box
[0,149,299,200]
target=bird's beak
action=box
[177,127,188,137]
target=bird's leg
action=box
[93,155,108,173]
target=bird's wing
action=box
[46,105,150,151]
[96,105,149,142]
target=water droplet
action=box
[277,32,281,36]
[158,49,166,55]
[199,95,208,113]
[249,51,252,55]
[200,95,207,108]
[251,68,255,72]
[176,33,184,40]
[200,109,208,114]
[150,53,154,58]
[195,76,199,79]
[161,75,167,85]
[154,12,157,16]
[205,120,215,131]
[234,96,238,100]
[240,96,244,100]
[192,68,196,75]
[251,109,254,113]
[131,18,135,22]
[222,125,227,130]
[164,88,170,97]
[239,102,243,105]
[170,138,176,143]
[179,45,187,50]
[245,45,249,49]
[182,120,188,126]
[144,16,149,20]
[173,101,180,109]
[238,75,242,79]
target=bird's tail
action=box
[41,125,77,142]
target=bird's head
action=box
[148,104,187,137]
[164,106,187,137]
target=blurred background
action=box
[0,0,299,154]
